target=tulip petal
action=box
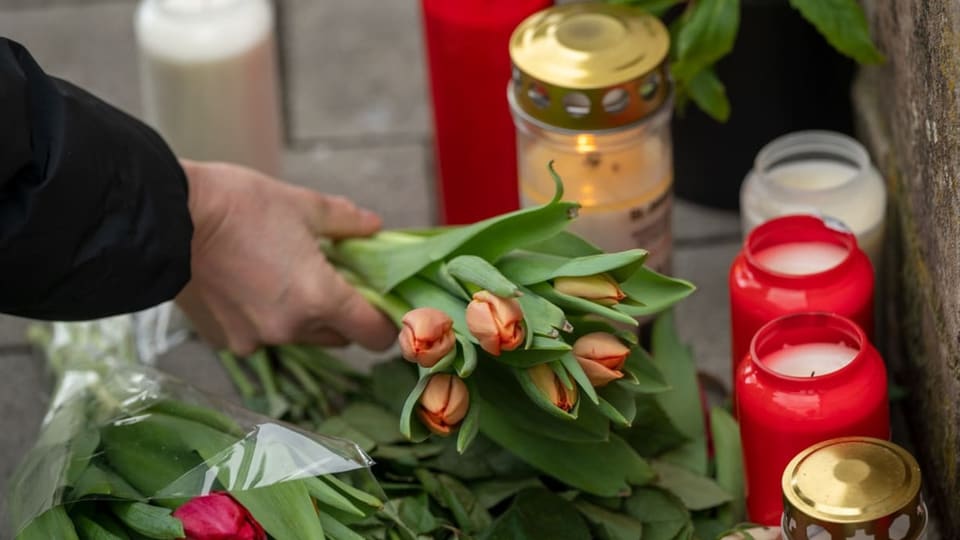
[399,308,456,367]
[577,357,624,387]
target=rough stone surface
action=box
[856,0,960,529]
[0,316,30,346]
[0,2,142,118]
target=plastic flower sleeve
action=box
[10,327,382,539]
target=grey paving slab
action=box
[672,199,743,244]
[283,142,435,228]
[157,338,241,402]
[0,2,142,118]
[281,0,429,142]
[0,0,134,10]
[0,352,50,538]
[672,241,741,392]
[0,316,30,346]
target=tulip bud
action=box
[399,307,456,368]
[553,274,626,306]
[572,332,630,387]
[465,291,525,356]
[173,492,266,540]
[417,374,470,436]
[527,364,578,412]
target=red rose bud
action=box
[417,374,470,436]
[399,307,456,367]
[572,332,630,387]
[465,291,524,355]
[173,492,266,540]
[528,363,578,412]
[553,274,626,306]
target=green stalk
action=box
[219,351,257,400]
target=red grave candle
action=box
[728,215,874,384]
[420,0,551,225]
[736,312,889,526]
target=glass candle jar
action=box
[135,0,284,176]
[736,313,889,526]
[740,131,887,266]
[782,437,928,540]
[729,215,874,383]
[509,4,674,273]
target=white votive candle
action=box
[135,0,283,176]
[765,342,858,378]
[753,242,848,276]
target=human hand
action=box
[175,160,397,355]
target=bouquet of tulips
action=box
[219,167,751,538]
[9,320,401,540]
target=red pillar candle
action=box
[736,312,889,526]
[420,0,551,225]
[728,215,874,383]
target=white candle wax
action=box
[765,342,858,378]
[519,134,673,272]
[135,0,283,176]
[753,242,848,276]
[768,160,856,190]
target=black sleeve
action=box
[0,38,193,321]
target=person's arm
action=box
[0,38,192,320]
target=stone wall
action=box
[855,0,960,529]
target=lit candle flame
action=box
[576,134,597,154]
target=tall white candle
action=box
[135,0,283,176]
[765,342,858,378]
[753,242,848,276]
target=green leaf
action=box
[475,362,608,442]
[457,380,481,454]
[340,403,405,445]
[692,517,731,540]
[317,417,377,452]
[393,277,471,339]
[650,312,708,475]
[393,494,440,535]
[623,488,690,540]
[687,68,731,122]
[454,334,478,378]
[497,250,647,286]
[478,397,655,496]
[371,362,419,415]
[521,230,603,258]
[447,255,520,297]
[16,507,79,540]
[74,512,131,540]
[516,286,569,339]
[415,469,492,533]
[305,477,367,517]
[471,478,544,509]
[335,188,579,292]
[322,474,384,510]
[619,396,689,458]
[616,267,696,318]
[598,383,638,426]
[671,0,740,82]
[789,0,884,64]
[560,352,600,405]
[109,502,184,539]
[652,461,731,510]
[621,346,670,394]
[711,407,746,524]
[69,463,143,501]
[479,489,591,540]
[495,345,571,369]
[232,481,327,540]
[531,282,639,327]
[318,512,367,540]
[399,376,432,442]
[574,500,645,540]
[423,434,535,481]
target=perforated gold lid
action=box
[782,437,927,540]
[508,3,671,131]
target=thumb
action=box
[300,190,382,239]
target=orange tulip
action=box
[527,363,578,412]
[399,308,456,368]
[572,332,630,387]
[553,274,626,306]
[417,374,470,436]
[465,291,524,356]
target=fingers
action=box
[323,281,398,351]
[300,190,382,239]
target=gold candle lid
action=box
[782,437,927,540]
[508,4,670,132]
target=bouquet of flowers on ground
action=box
[9,320,399,540]
[219,166,750,538]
